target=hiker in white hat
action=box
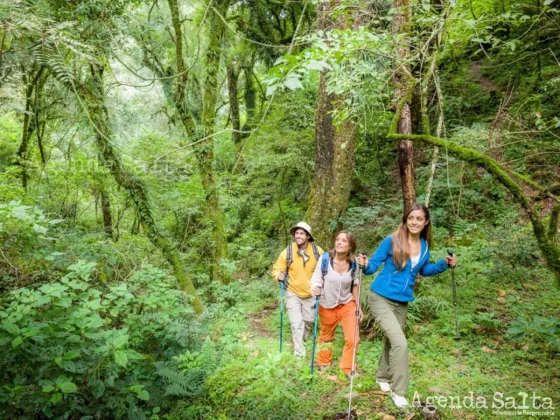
[272,222,324,357]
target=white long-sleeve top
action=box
[310,255,359,309]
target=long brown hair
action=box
[392,203,432,270]
[329,230,357,265]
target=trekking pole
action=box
[447,249,459,341]
[279,279,285,353]
[347,253,366,420]
[309,295,320,374]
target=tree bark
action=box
[387,129,560,286]
[79,64,204,313]
[242,66,257,135]
[304,2,356,246]
[392,0,416,210]
[166,0,230,283]
[199,0,231,283]
[226,62,241,144]
[16,65,45,189]
[97,174,114,239]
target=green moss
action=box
[386,131,560,286]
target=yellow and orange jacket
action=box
[272,242,324,299]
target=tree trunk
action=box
[79,64,203,313]
[16,65,45,189]
[199,0,231,283]
[97,175,114,239]
[227,62,241,144]
[387,130,560,286]
[166,0,230,283]
[392,0,416,210]
[242,66,256,135]
[304,2,356,246]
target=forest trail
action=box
[239,297,423,420]
[220,274,558,419]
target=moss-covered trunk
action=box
[99,180,113,239]
[388,130,560,286]
[242,66,257,135]
[167,0,230,284]
[80,65,204,313]
[16,65,45,189]
[304,2,356,246]
[199,0,231,283]
[227,62,241,144]
[392,0,416,210]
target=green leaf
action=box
[54,298,72,308]
[115,350,128,367]
[283,76,303,91]
[113,334,129,349]
[32,224,48,235]
[63,350,80,360]
[273,57,287,66]
[35,295,51,306]
[42,385,55,393]
[265,84,278,97]
[59,382,77,394]
[91,379,105,398]
[126,349,145,361]
[67,280,87,290]
[137,390,149,401]
[11,336,23,348]
[306,60,330,71]
[50,392,62,404]
[3,323,20,335]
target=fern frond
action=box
[155,362,206,397]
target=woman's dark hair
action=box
[391,203,432,269]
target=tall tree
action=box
[304,2,356,246]
[21,0,207,312]
[199,0,231,283]
[16,65,46,189]
[165,0,230,283]
[76,63,204,312]
[392,0,416,210]
[227,61,241,144]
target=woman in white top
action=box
[310,231,363,377]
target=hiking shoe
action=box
[316,365,329,372]
[391,391,409,408]
[377,381,391,392]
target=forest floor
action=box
[172,263,559,420]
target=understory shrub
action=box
[0,261,207,419]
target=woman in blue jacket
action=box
[357,203,456,408]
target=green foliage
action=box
[408,294,450,324]
[0,112,19,171]
[0,261,200,418]
[263,27,393,126]
[507,316,559,352]
[2,0,560,416]
[0,200,64,288]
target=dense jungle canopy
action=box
[0,0,559,418]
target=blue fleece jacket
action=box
[364,235,448,302]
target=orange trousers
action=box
[317,300,359,375]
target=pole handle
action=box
[447,249,456,269]
[358,252,367,270]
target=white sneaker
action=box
[377,381,391,392]
[391,391,409,408]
